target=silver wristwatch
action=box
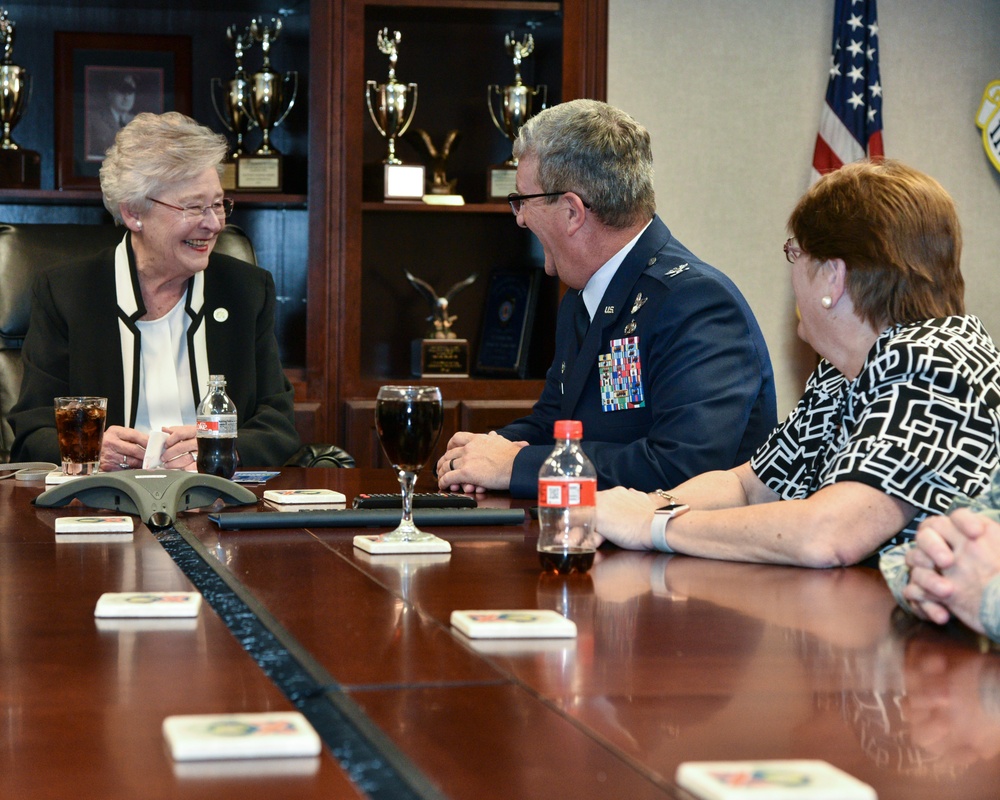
[651,489,689,553]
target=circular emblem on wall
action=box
[976,80,1000,174]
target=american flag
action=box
[811,0,884,181]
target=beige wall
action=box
[609,0,1000,415]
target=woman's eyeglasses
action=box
[783,238,805,264]
[146,196,235,222]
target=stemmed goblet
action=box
[374,385,443,542]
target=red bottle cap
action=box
[553,420,583,439]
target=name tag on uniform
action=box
[598,336,645,411]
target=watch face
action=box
[655,503,689,517]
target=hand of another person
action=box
[436,430,526,493]
[159,425,199,471]
[903,568,955,625]
[593,487,659,550]
[934,510,1000,636]
[905,510,1000,635]
[903,519,958,624]
[101,426,149,472]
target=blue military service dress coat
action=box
[498,215,778,498]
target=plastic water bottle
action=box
[196,374,238,479]
[537,419,597,574]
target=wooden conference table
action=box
[3,467,1000,799]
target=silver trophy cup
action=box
[0,8,30,152]
[487,32,547,168]
[0,7,38,188]
[366,28,418,166]
[248,17,298,157]
[210,24,256,159]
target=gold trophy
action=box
[210,24,256,192]
[365,29,423,201]
[408,128,463,205]
[405,269,478,377]
[243,16,298,192]
[0,8,39,189]
[487,32,546,200]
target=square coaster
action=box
[56,516,134,534]
[676,759,876,799]
[352,533,452,554]
[263,489,347,504]
[163,712,321,761]
[94,591,202,618]
[450,609,577,639]
[56,517,135,542]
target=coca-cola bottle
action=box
[537,419,597,574]
[196,374,238,479]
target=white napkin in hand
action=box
[142,430,169,470]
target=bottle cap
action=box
[553,420,583,439]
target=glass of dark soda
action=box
[54,396,107,475]
[374,385,443,542]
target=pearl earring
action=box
[135,221,142,231]
[821,296,833,309]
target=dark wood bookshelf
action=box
[0,0,607,464]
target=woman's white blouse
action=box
[134,295,196,433]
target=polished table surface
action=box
[0,471,363,799]
[4,468,1000,799]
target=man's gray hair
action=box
[512,99,655,229]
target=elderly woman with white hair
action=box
[10,111,300,470]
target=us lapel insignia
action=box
[631,293,647,314]
[603,305,615,315]
[623,319,637,335]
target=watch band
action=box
[651,502,689,553]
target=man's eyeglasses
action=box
[783,238,805,264]
[507,191,591,215]
[146,196,235,222]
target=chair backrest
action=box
[0,223,257,461]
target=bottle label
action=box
[538,478,597,508]
[196,415,237,438]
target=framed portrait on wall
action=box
[54,32,191,190]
